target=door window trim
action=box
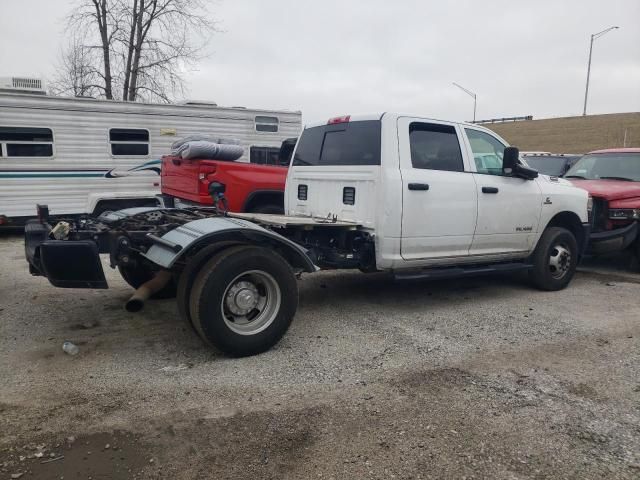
[461,127,511,176]
[396,116,475,173]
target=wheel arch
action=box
[242,190,284,213]
[142,217,317,274]
[541,211,588,257]
[184,230,316,273]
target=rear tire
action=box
[118,264,177,299]
[189,246,298,356]
[176,242,242,331]
[529,227,578,291]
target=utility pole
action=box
[453,82,477,122]
[583,26,619,116]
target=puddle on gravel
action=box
[1,430,150,479]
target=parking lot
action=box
[1,232,639,479]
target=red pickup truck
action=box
[160,139,296,214]
[565,148,640,262]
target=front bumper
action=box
[25,221,107,289]
[587,221,638,255]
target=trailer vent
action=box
[0,76,46,94]
[343,187,355,205]
[297,184,308,201]
[12,77,42,90]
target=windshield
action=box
[565,153,640,181]
[525,156,576,177]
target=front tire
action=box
[189,246,298,356]
[529,227,578,291]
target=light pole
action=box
[453,82,477,122]
[582,26,619,116]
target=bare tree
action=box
[49,35,102,98]
[53,0,215,102]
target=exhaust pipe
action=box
[125,270,172,312]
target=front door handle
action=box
[482,187,499,194]
[408,183,429,191]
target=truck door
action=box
[462,127,542,255]
[398,117,478,260]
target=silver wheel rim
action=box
[221,270,281,336]
[549,243,572,280]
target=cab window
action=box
[465,128,506,176]
[409,123,464,172]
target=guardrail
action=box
[473,116,533,124]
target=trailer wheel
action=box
[118,265,176,299]
[189,246,298,356]
[529,227,578,291]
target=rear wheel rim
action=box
[549,243,572,280]
[221,270,281,336]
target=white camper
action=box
[0,78,301,224]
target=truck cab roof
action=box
[304,112,483,130]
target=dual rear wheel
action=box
[178,246,298,357]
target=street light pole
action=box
[582,26,619,116]
[453,82,477,122]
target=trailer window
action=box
[0,126,54,157]
[255,116,279,133]
[109,128,149,156]
[250,146,283,165]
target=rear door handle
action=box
[482,187,499,194]
[408,183,429,191]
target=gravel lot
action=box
[1,233,639,479]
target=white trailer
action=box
[0,79,301,224]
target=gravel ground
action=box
[0,233,639,479]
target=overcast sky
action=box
[1,0,638,123]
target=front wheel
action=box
[529,227,578,291]
[189,246,298,356]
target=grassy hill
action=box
[485,112,640,154]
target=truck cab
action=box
[285,113,589,271]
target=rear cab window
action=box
[293,121,381,166]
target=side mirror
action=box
[502,147,520,174]
[502,146,539,180]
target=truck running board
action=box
[394,262,532,281]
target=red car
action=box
[565,148,640,259]
[159,139,296,214]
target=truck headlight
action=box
[609,208,640,220]
[587,196,593,221]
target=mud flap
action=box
[40,240,108,289]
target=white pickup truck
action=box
[25,113,589,356]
